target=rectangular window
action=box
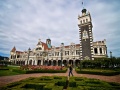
[55,52,59,56]
[76,50,80,55]
[65,51,69,55]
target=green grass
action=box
[1,76,120,90]
[0,65,23,76]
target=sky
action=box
[0,0,120,57]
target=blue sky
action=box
[0,0,120,57]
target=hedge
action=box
[1,76,120,90]
[76,68,120,76]
[25,69,67,74]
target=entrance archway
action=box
[48,60,52,66]
[37,60,41,65]
[45,60,48,66]
[69,60,73,65]
[53,60,56,66]
[29,60,32,65]
[58,60,61,66]
[63,60,67,66]
[75,60,80,66]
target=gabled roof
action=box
[11,46,16,52]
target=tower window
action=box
[94,48,98,54]
[76,50,80,55]
[86,19,88,22]
[83,20,85,23]
[81,21,82,24]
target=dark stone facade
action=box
[80,23,92,60]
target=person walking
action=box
[68,65,73,77]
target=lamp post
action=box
[110,51,112,58]
[110,51,112,68]
[27,48,31,66]
[60,43,64,70]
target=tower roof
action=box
[11,46,16,52]
[82,8,87,14]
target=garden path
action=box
[0,69,120,87]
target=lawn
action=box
[1,76,120,90]
[0,65,23,76]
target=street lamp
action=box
[27,48,31,66]
[110,51,112,68]
[60,43,64,70]
[110,51,112,58]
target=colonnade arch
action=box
[11,59,81,66]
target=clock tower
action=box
[78,8,94,60]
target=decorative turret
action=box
[46,38,51,48]
[37,39,42,45]
[11,46,16,52]
[82,8,87,15]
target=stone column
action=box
[56,60,58,66]
[35,60,37,65]
[102,48,104,55]
[41,60,43,65]
[25,60,27,65]
[97,47,100,55]
[73,60,75,67]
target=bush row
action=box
[11,68,67,74]
[76,68,120,76]
[25,68,67,74]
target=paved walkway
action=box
[0,69,120,87]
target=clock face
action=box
[82,30,89,40]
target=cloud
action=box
[0,0,120,57]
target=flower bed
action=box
[20,65,64,70]
[19,65,67,74]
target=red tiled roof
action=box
[64,46,69,48]
[16,51,23,54]
[76,44,80,46]
[11,46,16,52]
[55,44,80,49]
[41,42,49,50]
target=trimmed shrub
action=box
[76,68,120,76]
[25,69,67,74]
[56,80,66,86]
[69,77,76,87]
[43,83,54,90]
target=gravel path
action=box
[0,69,120,87]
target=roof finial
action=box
[82,0,84,9]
